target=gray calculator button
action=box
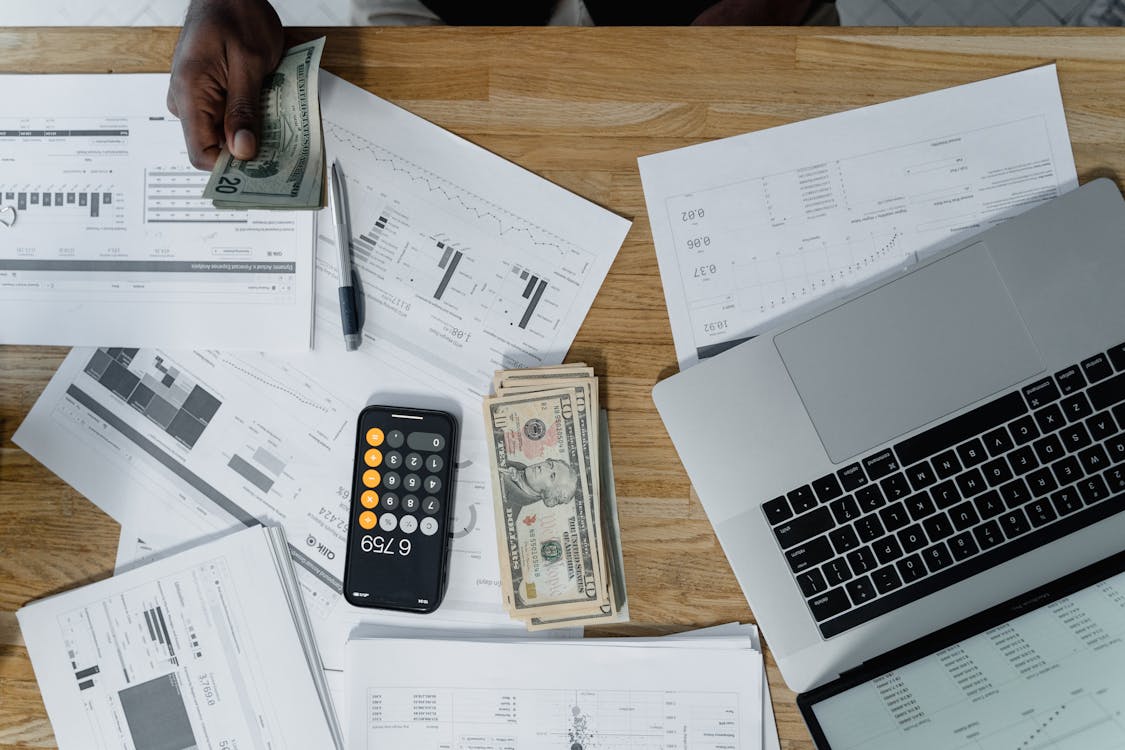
[407,432,446,452]
[382,472,401,490]
[384,451,403,469]
[404,473,421,492]
[423,496,440,515]
[387,430,405,448]
[379,513,398,532]
[425,455,444,473]
[420,517,439,536]
[380,492,400,511]
[402,495,420,513]
[424,476,442,494]
[405,453,424,471]
[399,515,418,534]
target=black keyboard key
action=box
[879,502,910,532]
[895,391,1027,467]
[788,485,818,514]
[923,511,954,540]
[847,547,877,576]
[1061,423,1093,452]
[1082,353,1114,383]
[982,457,1013,487]
[973,490,1006,519]
[1090,372,1125,411]
[1104,466,1125,493]
[786,535,834,573]
[830,525,861,554]
[829,495,861,525]
[880,473,912,502]
[948,531,980,562]
[809,587,851,622]
[999,478,1032,509]
[1110,343,1125,372]
[824,557,853,585]
[855,485,886,513]
[906,462,938,491]
[864,450,900,481]
[1056,365,1086,395]
[1052,455,1083,485]
[1109,434,1125,464]
[1034,403,1065,434]
[797,568,828,597]
[1087,411,1117,442]
[922,542,954,572]
[872,565,903,595]
[846,576,877,606]
[774,507,834,549]
[955,468,988,498]
[1080,474,1110,504]
[930,479,961,509]
[1025,499,1057,527]
[906,493,936,521]
[763,496,793,525]
[957,438,988,468]
[949,501,981,531]
[932,450,963,479]
[838,462,868,491]
[1079,444,1110,475]
[813,473,844,503]
[1008,446,1039,474]
[854,515,885,543]
[1026,467,1058,498]
[873,535,904,565]
[897,554,926,583]
[973,520,1004,550]
[983,427,1014,456]
[1000,508,1031,538]
[897,524,928,553]
[1051,487,1083,517]
[1009,415,1040,445]
[1062,392,1094,422]
[1032,434,1064,465]
[1023,377,1061,408]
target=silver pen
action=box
[327,159,361,351]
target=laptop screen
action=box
[800,554,1125,749]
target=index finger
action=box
[169,74,225,171]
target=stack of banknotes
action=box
[203,38,326,210]
[484,365,628,631]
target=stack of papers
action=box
[345,623,779,749]
[17,527,344,750]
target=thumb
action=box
[224,65,267,161]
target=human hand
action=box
[167,0,284,170]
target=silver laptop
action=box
[653,178,1125,693]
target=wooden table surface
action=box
[3,25,1125,749]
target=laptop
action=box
[798,548,1125,750]
[652,178,1125,694]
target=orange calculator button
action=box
[360,490,379,509]
[366,428,384,446]
[365,448,383,467]
[358,511,377,530]
[362,469,381,488]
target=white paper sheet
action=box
[0,74,315,350]
[17,527,342,750]
[16,71,630,673]
[639,65,1078,368]
[346,635,764,749]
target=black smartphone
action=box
[342,405,458,613]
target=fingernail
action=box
[233,129,256,159]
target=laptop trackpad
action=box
[775,243,1044,464]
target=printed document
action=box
[0,75,315,349]
[346,631,764,749]
[17,526,343,750]
[639,65,1078,368]
[15,72,630,671]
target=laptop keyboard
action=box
[765,342,1125,638]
